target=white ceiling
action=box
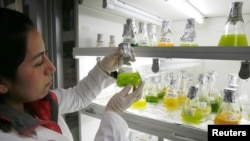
[120,0,250,20]
[81,0,250,21]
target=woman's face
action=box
[7,29,56,103]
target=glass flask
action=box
[96,33,104,47]
[163,79,179,112]
[109,35,116,47]
[196,73,211,121]
[180,18,198,47]
[148,23,158,46]
[218,1,248,47]
[145,75,160,104]
[137,22,149,46]
[126,18,138,47]
[157,20,174,47]
[181,86,202,124]
[156,74,167,100]
[131,84,147,110]
[122,24,131,43]
[116,43,142,87]
[214,87,242,125]
[207,71,222,114]
[176,70,188,108]
[226,74,242,114]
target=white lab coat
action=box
[0,64,128,141]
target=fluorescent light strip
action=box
[103,0,163,26]
[167,0,205,24]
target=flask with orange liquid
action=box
[218,1,248,47]
[214,87,242,125]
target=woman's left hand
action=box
[99,47,135,74]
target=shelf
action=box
[81,103,207,141]
[73,47,250,61]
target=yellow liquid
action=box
[163,97,179,112]
[131,99,147,110]
[214,112,241,125]
[178,94,186,107]
[180,43,198,47]
[218,34,248,47]
[157,43,174,47]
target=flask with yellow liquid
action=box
[157,20,174,47]
[176,70,188,108]
[218,1,248,47]
[163,79,179,112]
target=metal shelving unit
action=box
[81,103,207,141]
[73,47,250,61]
[74,47,250,141]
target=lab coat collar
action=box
[0,91,62,136]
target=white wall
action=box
[172,14,250,46]
[78,4,250,47]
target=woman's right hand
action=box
[106,82,145,114]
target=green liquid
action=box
[180,43,198,47]
[145,95,159,103]
[116,72,142,87]
[211,101,221,114]
[218,34,248,47]
[157,92,166,99]
[181,107,203,124]
[131,43,139,47]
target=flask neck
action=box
[226,2,244,25]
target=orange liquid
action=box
[214,112,241,125]
[157,43,174,47]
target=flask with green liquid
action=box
[181,86,203,124]
[180,18,198,47]
[116,43,142,87]
[218,1,248,47]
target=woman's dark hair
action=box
[0,8,34,81]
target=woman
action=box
[0,8,144,141]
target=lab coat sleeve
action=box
[94,111,128,141]
[52,64,116,114]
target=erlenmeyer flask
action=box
[181,86,202,124]
[116,43,142,87]
[163,79,179,112]
[218,1,248,47]
[214,87,242,125]
[207,71,222,114]
[180,18,198,47]
[157,20,174,47]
